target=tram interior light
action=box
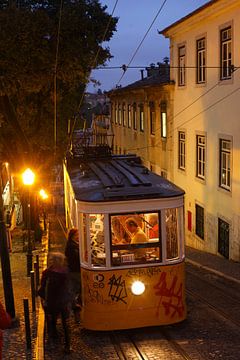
[131,281,145,295]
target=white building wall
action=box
[163,0,240,260]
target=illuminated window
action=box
[110,212,161,266]
[160,101,167,138]
[196,135,206,179]
[178,45,186,86]
[219,139,231,190]
[89,214,105,266]
[196,37,206,83]
[220,27,232,80]
[166,208,179,259]
[178,131,186,170]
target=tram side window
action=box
[89,214,106,266]
[166,208,179,259]
[110,212,161,265]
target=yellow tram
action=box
[64,145,186,330]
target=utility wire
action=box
[96,65,239,70]
[126,78,240,153]
[68,0,119,150]
[116,0,168,86]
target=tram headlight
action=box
[131,281,145,295]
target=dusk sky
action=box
[87,0,210,93]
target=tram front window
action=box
[110,212,161,265]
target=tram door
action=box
[218,218,229,259]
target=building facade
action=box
[108,64,174,179]
[161,0,240,261]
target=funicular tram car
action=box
[63,145,186,330]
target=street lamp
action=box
[39,189,48,231]
[22,168,35,276]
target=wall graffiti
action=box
[108,274,128,304]
[154,271,184,318]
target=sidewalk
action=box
[0,222,48,360]
[186,245,240,284]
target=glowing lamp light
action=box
[131,280,145,295]
[22,168,35,186]
[39,189,48,200]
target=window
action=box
[128,104,132,128]
[178,131,186,170]
[149,101,156,135]
[110,212,161,266]
[219,139,231,190]
[133,103,137,130]
[220,27,232,80]
[218,218,229,259]
[196,37,206,83]
[166,208,179,259]
[196,135,206,179]
[122,103,126,127]
[139,104,144,132]
[160,101,167,138]
[195,204,204,240]
[118,104,122,125]
[89,214,105,266]
[114,105,118,124]
[178,45,186,86]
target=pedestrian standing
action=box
[0,301,11,360]
[65,228,81,323]
[37,252,72,354]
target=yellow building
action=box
[108,63,174,179]
[160,0,240,261]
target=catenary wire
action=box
[125,79,240,153]
[116,0,168,86]
[123,65,239,151]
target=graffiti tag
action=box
[108,275,127,304]
[154,272,184,318]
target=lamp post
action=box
[39,189,48,231]
[22,168,35,276]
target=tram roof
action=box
[65,149,185,202]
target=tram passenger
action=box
[37,252,71,354]
[149,214,159,239]
[125,218,147,244]
[111,216,131,244]
[65,228,81,323]
[125,218,148,259]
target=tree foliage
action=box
[0,0,118,172]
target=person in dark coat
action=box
[65,228,81,322]
[38,252,72,354]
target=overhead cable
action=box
[116,0,168,86]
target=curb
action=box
[186,257,240,285]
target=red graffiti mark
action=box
[154,272,184,318]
